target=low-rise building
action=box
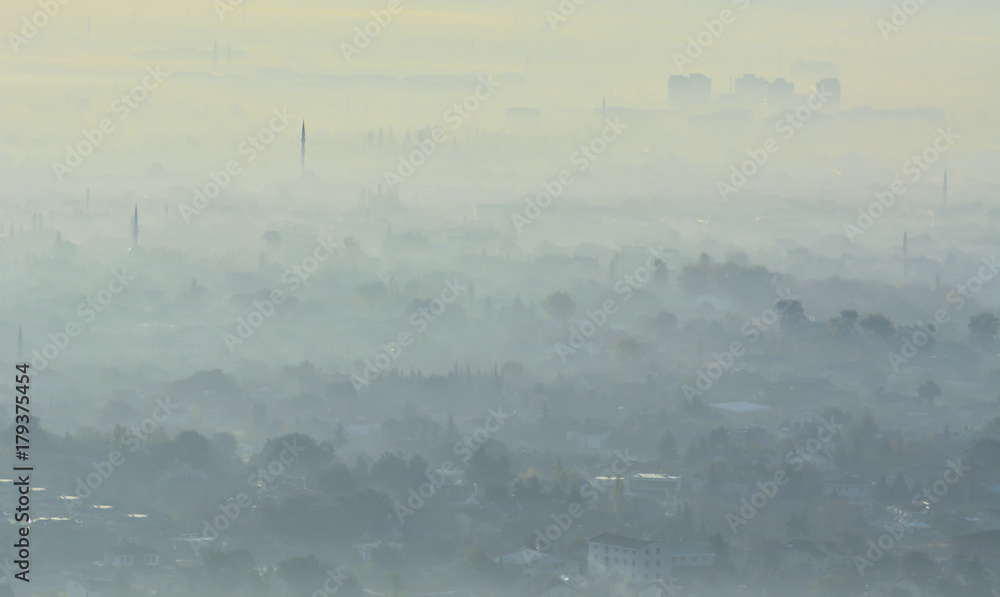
[587,532,713,584]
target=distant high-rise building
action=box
[765,77,795,111]
[668,74,711,110]
[734,74,767,111]
[817,78,841,111]
[300,121,306,174]
[789,60,839,87]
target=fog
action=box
[0,0,999,596]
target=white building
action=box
[587,533,714,584]
[592,474,682,510]
[823,476,875,514]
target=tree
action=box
[611,476,626,517]
[829,309,859,339]
[859,313,896,340]
[202,549,261,594]
[613,336,643,362]
[465,448,511,489]
[657,431,677,461]
[983,415,1000,441]
[917,379,941,405]
[542,291,576,326]
[707,532,731,573]
[898,550,935,579]
[968,312,1000,345]
[501,360,524,380]
[354,280,387,309]
[776,299,805,326]
[276,555,329,597]
[110,566,136,597]
[786,510,809,538]
[651,312,678,338]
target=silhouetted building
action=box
[505,108,541,134]
[734,74,767,112]
[668,74,711,110]
[817,78,841,111]
[766,77,795,111]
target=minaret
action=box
[17,326,23,362]
[903,230,908,283]
[300,121,306,174]
[943,170,948,206]
[131,204,139,249]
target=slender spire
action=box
[903,231,908,283]
[132,204,139,249]
[300,121,306,174]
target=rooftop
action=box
[710,401,771,414]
